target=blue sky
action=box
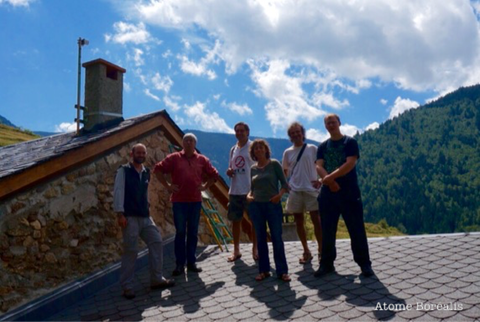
[1,0,480,142]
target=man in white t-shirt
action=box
[282,122,322,264]
[226,122,257,262]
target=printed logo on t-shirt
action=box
[234,156,246,174]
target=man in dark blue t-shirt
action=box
[314,114,373,278]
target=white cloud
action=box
[181,38,191,50]
[306,128,329,143]
[152,73,173,93]
[380,99,388,105]
[55,122,77,133]
[144,89,160,101]
[127,0,480,93]
[127,48,145,67]
[163,95,181,112]
[105,22,154,45]
[221,100,253,116]
[312,92,349,110]
[134,68,148,85]
[124,82,131,92]
[307,123,363,142]
[366,122,380,131]
[176,39,221,80]
[174,115,185,125]
[184,102,234,133]
[162,50,172,58]
[249,59,325,132]
[341,124,362,137]
[388,96,420,119]
[90,48,100,55]
[179,55,216,80]
[0,0,34,7]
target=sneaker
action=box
[361,265,375,277]
[172,266,184,276]
[151,278,175,290]
[187,264,203,273]
[122,289,136,300]
[314,265,335,278]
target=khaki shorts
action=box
[285,190,319,214]
[227,195,248,222]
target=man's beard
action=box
[133,157,145,164]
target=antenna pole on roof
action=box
[75,37,89,135]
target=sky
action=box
[1,0,480,142]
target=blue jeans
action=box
[172,202,202,267]
[249,201,288,276]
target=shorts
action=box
[227,194,248,221]
[285,190,319,214]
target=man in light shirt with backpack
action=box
[283,122,323,265]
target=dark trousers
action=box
[318,185,371,268]
[172,202,202,267]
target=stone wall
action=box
[0,129,226,313]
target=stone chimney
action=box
[82,59,126,132]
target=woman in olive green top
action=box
[247,139,290,282]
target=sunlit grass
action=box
[298,213,405,240]
[0,124,39,147]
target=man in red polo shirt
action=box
[154,133,219,276]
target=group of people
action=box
[113,113,373,299]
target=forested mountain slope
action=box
[357,85,480,234]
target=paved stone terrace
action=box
[49,233,480,321]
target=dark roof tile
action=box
[0,111,171,180]
[360,292,389,301]
[459,306,480,319]
[11,233,473,322]
[396,308,428,320]
[338,307,366,319]
[415,291,443,301]
[402,286,428,295]
[458,265,479,274]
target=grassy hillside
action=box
[0,124,40,147]
[300,215,405,240]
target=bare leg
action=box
[243,211,258,260]
[228,220,242,261]
[294,213,312,263]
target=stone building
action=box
[0,59,229,313]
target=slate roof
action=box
[39,233,480,321]
[0,110,174,180]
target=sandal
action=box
[278,274,291,282]
[255,272,271,281]
[299,252,313,264]
[227,254,242,262]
